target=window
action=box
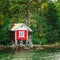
[19,31,24,37]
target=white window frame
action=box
[19,31,24,37]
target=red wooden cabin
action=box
[11,23,33,45]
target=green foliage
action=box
[32,39,40,44]
[47,31,59,43]
[45,2,59,43]
[0,0,60,45]
[41,38,48,45]
[46,2,58,30]
[0,17,11,45]
[32,34,40,44]
[56,1,60,29]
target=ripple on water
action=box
[0,50,60,60]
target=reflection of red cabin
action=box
[11,23,33,45]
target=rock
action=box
[29,44,34,49]
[0,45,5,50]
[24,46,29,50]
[10,44,16,49]
[22,45,26,49]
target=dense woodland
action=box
[0,0,60,45]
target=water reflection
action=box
[0,50,60,60]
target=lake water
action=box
[0,49,60,60]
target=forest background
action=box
[0,0,60,45]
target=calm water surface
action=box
[0,49,60,60]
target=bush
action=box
[32,34,40,44]
[41,38,48,45]
[32,38,40,44]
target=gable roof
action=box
[11,23,33,32]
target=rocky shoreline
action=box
[0,44,60,51]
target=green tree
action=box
[0,0,11,45]
[45,2,59,43]
[0,0,59,45]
